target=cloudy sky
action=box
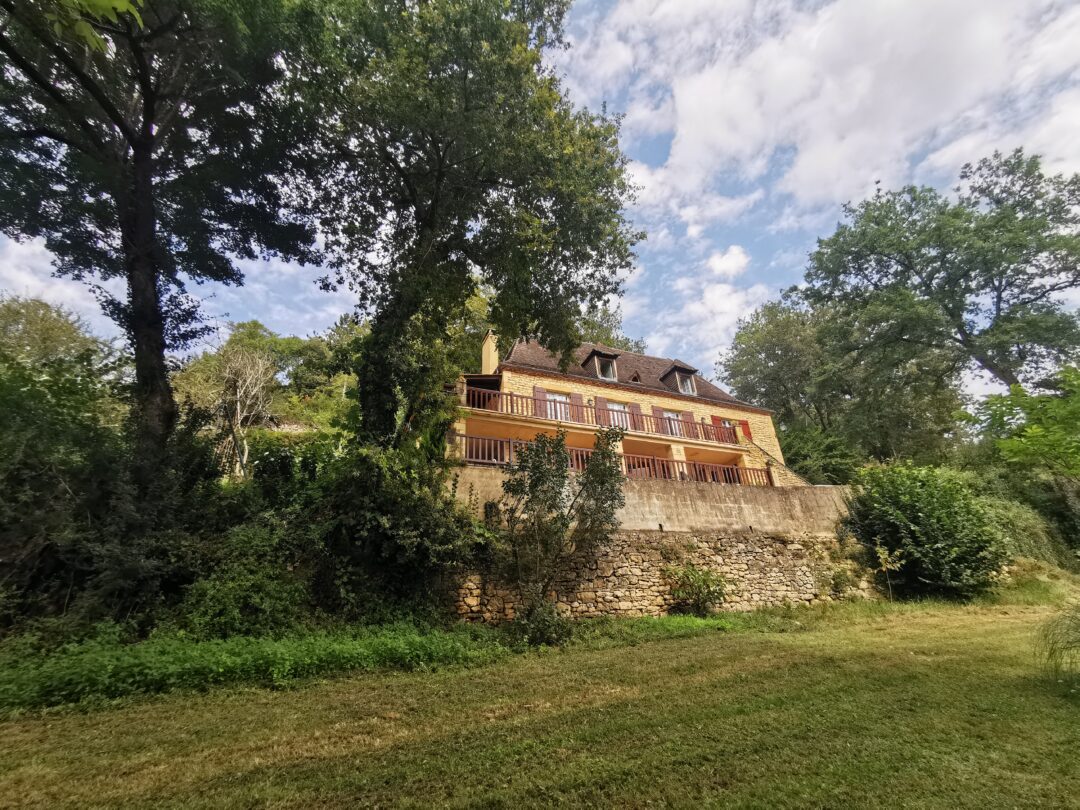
[3,0,1080,379]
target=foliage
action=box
[497,429,625,615]
[0,301,125,620]
[719,300,965,462]
[0,0,323,457]
[844,465,1008,599]
[1038,602,1080,682]
[307,446,489,614]
[0,622,510,710]
[663,563,726,616]
[315,0,640,441]
[506,601,574,648]
[577,302,647,353]
[175,522,308,640]
[803,149,1080,388]
[984,366,1080,483]
[41,0,143,49]
[974,494,1076,571]
[778,425,863,484]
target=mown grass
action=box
[0,567,1078,808]
[2,559,1075,714]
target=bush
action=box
[0,623,509,711]
[975,495,1077,570]
[506,601,573,647]
[176,523,308,640]
[845,465,1008,599]
[664,563,726,616]
[1038,603,1080,682]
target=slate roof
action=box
[499,340,766,411]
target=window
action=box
[663,409,683,437]
[607,401,630,429]
[677,372,696,395]
[547,392,571,421]
[597,357,617,380]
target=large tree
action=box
[718,300,966,468]
[0,0,320,475]
[315,0,640,443]
[804,149,1080,388]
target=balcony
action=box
[463,387,741,445]
[454,434,773,487]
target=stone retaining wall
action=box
[457,528,869,621]
[452,468,864,621]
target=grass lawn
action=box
[1,598,1078,809]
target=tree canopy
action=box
[0,0,322,466]
[718,300,965,472]
[577,302,646,353]
[313,0,640,442]
[804,149,1080,388]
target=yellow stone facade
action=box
[453,361,807,488]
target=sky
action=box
[3,0,1080,386]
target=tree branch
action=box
[0,0,138,143]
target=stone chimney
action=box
[481,330,499,375]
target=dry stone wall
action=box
[453,470,866,620]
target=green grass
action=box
[1,584,1078,808]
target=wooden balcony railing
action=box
[454,435,772,487]
[463,387,741,444]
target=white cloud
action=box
[0,236,122,337]
[646,245,770,369]
[706,245,750,279]
[560,0,1080,215]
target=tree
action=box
[497,428,625,614]
[804,149,1080,388]
[315,0,640,443]
[0,295,113,366]
[985,367,1080,484]
[577,302,646,353]
[718,300,965,463]
[0,0,321,473]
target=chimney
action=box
[481,330,499,375]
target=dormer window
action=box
[677,372,696,395]
[597,357,617,380]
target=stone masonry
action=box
[456,529,861,621]
[453,469,865,621]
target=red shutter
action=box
[740,419,752,439]
[681,411,696,440]
[628,402,644,432]
[532,386,547,419]
[652,406,667,435]
[595,395,609,426]
[569,392,584,423]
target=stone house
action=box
[448,333,856,620]
[450,331,806,487]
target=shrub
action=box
[845,465,1008,599]
[1038,603,1080,682]
[506,601,574,647]
[176,522,308,639]
[664,563,726,616]
[975,495,1076,570]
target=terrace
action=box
[451,433,774,487]
[463,386,742,445]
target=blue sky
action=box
[3,0,1080,390]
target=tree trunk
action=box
[122,145,177,474]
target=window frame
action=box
[606,400,630,429]
[662,408,683,437]
[676,372,696,395]
[547,391,571,421]
[596,356,618,381]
